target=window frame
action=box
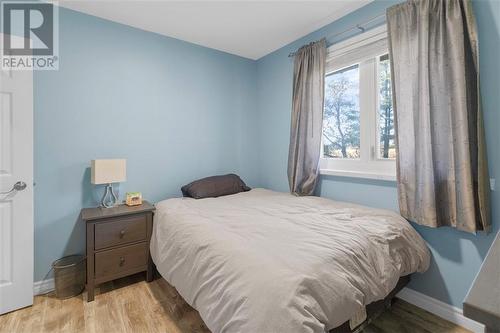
[320,25,396,181]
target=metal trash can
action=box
[52,255,86,299]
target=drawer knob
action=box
[119,257,125,266]
[119,230,126,238]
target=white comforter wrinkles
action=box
[150,189,430,333]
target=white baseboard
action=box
[33,278,54,296]
[397,287,485,333]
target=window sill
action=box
[319,169,397,182]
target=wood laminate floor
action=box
[0,273,471,333]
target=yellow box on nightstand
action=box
[125,192,142,206]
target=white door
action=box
[0,33,34,314]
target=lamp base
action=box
[101,183,118,208]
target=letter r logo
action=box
[2,2,54,56]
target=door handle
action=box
[0,181,27,195]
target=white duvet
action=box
[150,189,430,333]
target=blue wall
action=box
[256,0,500,308]
[33,0,500,310]
[33,8,259,281]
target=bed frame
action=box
[329,275,410,333]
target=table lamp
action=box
[91,159,126,208]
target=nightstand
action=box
[81,201,155,302]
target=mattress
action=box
[150,189,430,333]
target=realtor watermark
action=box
[1,1,59,70]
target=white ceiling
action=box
[56,1,372,60]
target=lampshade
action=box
[91,159,126,185]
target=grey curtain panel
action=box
[387,0,490,233]
[288,39,326,196]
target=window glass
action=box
[322,64,360,159]
[378,54,395,159]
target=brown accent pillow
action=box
[181,174,251,199]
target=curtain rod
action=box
[288,12,386,57]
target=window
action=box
[323,65,360,159]
[320,26,396,180]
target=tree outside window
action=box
[378,54,395,159]
[322,65,360,159]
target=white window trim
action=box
[320,25,396,182]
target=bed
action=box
[150,188,430,333]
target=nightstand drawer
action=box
[95,214,147,250]
[94,242,148,279]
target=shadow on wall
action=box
[409,250,450,302]
[39,166,114,281]
[64,167,96,259]
[38,212,86,281]
[407,221,497,305]
[405,197,498,305]
[416,224,494,261]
